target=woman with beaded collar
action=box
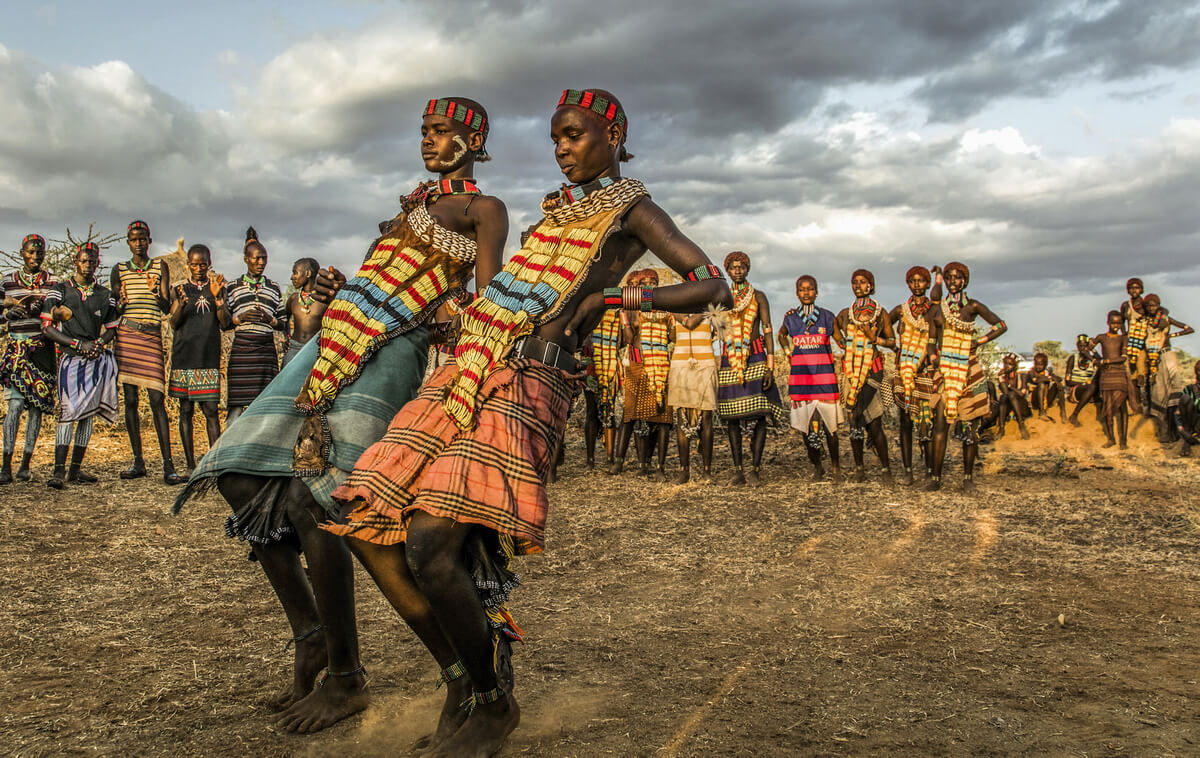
[926,261,1007,491]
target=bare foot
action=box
[880,470,895,486]
[811,466,826,482]
[606,459,624,475]
[674,469,690,485]
[903,471,915,486]
[729,470,746,486]
[1069,417,1082,427]
[269,633,327,711]
[1102,440,1116,449]
[413,678,471,753]
[924,479,942,492]
[428,692,520,758]
[746,469,762,487]
[851,468,866,483]
[1020,428,1031,440]
[652,468,667,483]
[274,669,368,733]
[962,478,978,492]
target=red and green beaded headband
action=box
[21,234,45,247]
[424,98,489,142]
[558,89,627,127]
[127,220,150,234]
[77,242,100,254]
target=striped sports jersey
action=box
[783,305,839,403]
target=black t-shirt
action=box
[41,279,119,356]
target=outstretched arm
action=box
[624,200,731,313]
[972,301,1007,347]
[1169,316,1194,339]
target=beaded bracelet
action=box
[686,264,724,282]
[602,287,622,309]
[639,288,654,312]
[70,338,82,352]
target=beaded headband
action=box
[127,220,150,234]
[77,242,100,254]
[22,234,44,247]
[425,98,490,159]
[558,89,627,127]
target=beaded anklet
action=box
[462,687,506,713]
[437,661,467,689]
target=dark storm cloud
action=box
[914,0,1200,120]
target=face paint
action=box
[439,134,469,168]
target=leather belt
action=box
[120,317,160,333]
[515,335,579,372]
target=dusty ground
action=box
[0,413,1197,757]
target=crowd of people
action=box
[0,88,1195,756]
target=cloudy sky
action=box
[2,0,1199,350]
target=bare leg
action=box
[201,401,221,447]
[726,419,746,484]
[699,411,714,477]
[178,399,196,471]
[675,419,691,484]
[1117,406,1129,449]
[120,384,146,477]
[747,418,767,486]
[898,410,915,483]
[348,538,468,747]
[405,512,520,758]
[925,411,948,491]
[147,389,180,483]
[217,474,326,711]
[0,397,21,483]
[962,438,979,491]
[867,417,892,482]
[826,425,841,477]
[849,420,867,482]
[583,394,599,468]
[226,405,245,425]
[602,426,615,464]
[17,406,41,480]
[609,421,633,474]
[1068,384,1096,426]
[273,479,368,733]
[1053,384,1067,422]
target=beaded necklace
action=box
[444,177,649,429]
[723,281,759,382]
[71,276,96,299]
[798,302,818,327]
[16,267,46,290]
[842,297,880,404]
[298,290,317,313]
[190,280,213,315]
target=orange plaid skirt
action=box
[325,358,578,554]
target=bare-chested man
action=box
[325,89,731,757]
[926,262,1007,491]
[281,257,325,368]
[832,269,895,483]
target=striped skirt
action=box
[226,331,279,407]
[327,358,577,555]
[114,322,165,393]
[58,352,119,424]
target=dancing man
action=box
[325,89,730,756]
[833,269,895,483]
[0,234,57,483]
[926,262,1006,490]
[779,275,841,481]
[175,96,505,734]
[716,251,783,486]
[168,244,230,472]
[41,243,120,489]
[111,220,181,484]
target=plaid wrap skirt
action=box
[327,357,579,554]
